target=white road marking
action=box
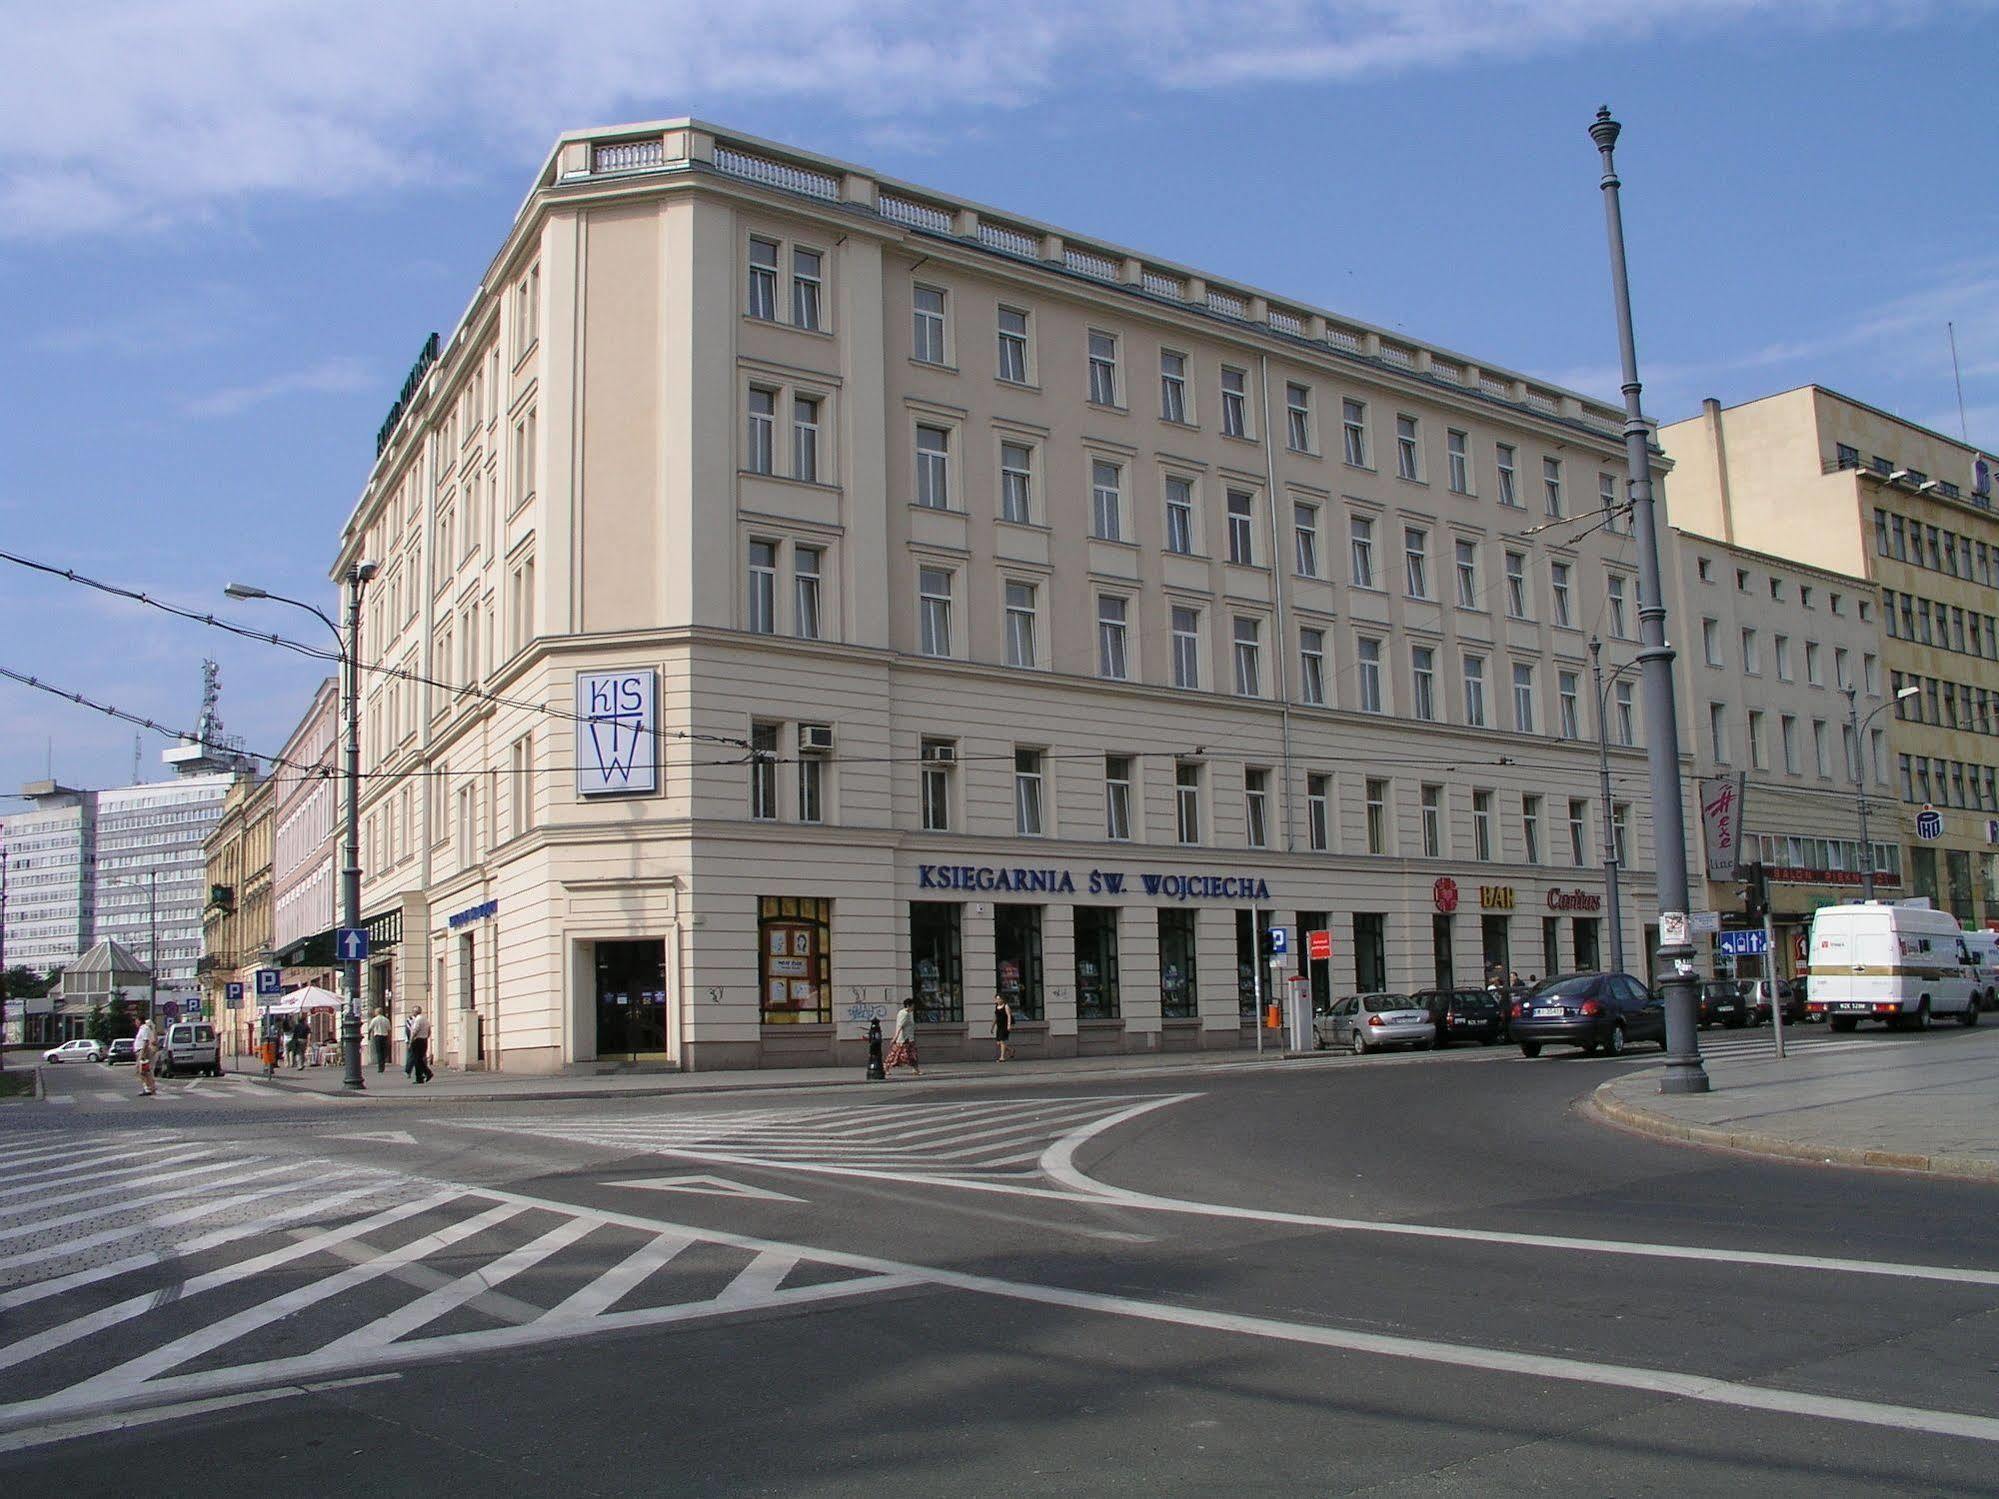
[324,1130,420,1146]
[0,1374,403,1457]
[0,1157,257,1215]
[0,1164,316,1274]
[610,1175,806,1204]
[0,1141,187,1192]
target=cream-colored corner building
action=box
[1661,389,1999,929]
[200,774,272,1057]
[1667,528,1896,979]
[336,119,1670,1074]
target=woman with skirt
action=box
[885,997,921,1076]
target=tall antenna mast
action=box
[1950,321,1969,442]
[132,734,142,784]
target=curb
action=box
[1587,1082,1999,1185]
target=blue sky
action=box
[2,0,1996,797]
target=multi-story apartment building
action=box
[1661,389,1999,927]
[93,772,245,989]
[338,118,1664,1073]
[270,679,341,993]
[1,783,95,1044]
[200,773,273,1052]
[1668,529,1896,979]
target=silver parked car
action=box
[1315,992,1437,1054]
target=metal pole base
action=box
[341,1010,366,1090]
[1657,1063,1712,1095]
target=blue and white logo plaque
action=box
[576,669,659,797]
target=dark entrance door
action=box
[596,940,667,1058]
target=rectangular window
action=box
[1307,773,1330,851]
[1299,628,1326,706]
[1175,762,1202,844]
[797,749,824,824]
[1615,680,1634,746]
[1599,471,1620,530]
[1543,456,1564,516]
[1607,574,1628,637]
[912,286,947,363]
[917,567,952,656]
[1165,477,1195,555]
[1294,502,1320,576]
[1367,779,1390,855]
[1004,581,1038,668]
[1709,702,1729,763]
[1411,646,1436,722]
[1834,646,1850,690]
[1105,756,1133,841]
[1421,784,1444,858]
[1568,798,1589,864]
[1455,538,1479,608]
[1350,515,1376,589]
[1813,719,1830,778]
[1159,350,1188,423]
[1742,627,1760,673]
[1496,443,1518,506]
[1523,794,1543,864]
[747,237,778,320]
[1504,551,1528,618]
[792,546,822,640]
[1171,606,1201,689]
[1702,618,1721,667]
[792,396,821,482]
[1463,654,1487,726]
[914,424,949,508]
[1396,414,1420,480]
[1286,383,1311,450]
[1781,715,1798,774]
[1357,636,1383,713]
[1092,460,1124,541]
[1612,804,1630,866]
[791,247,823,330]
[1864,653,1880,694]
[1226,491,1254,565]
[1447,430,1470,494]
[1014,749,1045,836]
[750,723,778,820]
[747,388,775,475]
[1404,526,1430,598]
[908,904,961,1020]
[1097,595,1129,680]
[1343,399,1367,466]
[1775,634,1792,680]
[997,307,1030,384]
[1559,671,1580,739]
[1550,561,1573,627]
[1512,662,1536,733]
[1088,329,1119,406]
[747,539,777,634]
[1472,789,1494,861]
[1221,367,1248,438]
[1000,441,1033,524]
[510,735,532,839]
[1232,616,1262,696]
[1805,640,1822,685]
[1159,909,1199,1018]
[920,738,954,832]
[1244,768,1269,848]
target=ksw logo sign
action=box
[576,669,659,796]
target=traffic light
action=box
[1734,863,1767,918]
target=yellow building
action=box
[200,774,273,1056]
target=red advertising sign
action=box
[1434,877,1460,914]
[1306,929,1333,963]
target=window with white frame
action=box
[1175,762,1202,844]
[1447,429,1470,494]
[1805,640,1822,685]
[750,723,779,819]
[1105,756,1133,840]
[1505,551,1529,618]
[1232,616,1262,696]
[1286,383,1311,450]
[1294,502,1319,576]
[1004,580,1038,668]
[1092,460,1124,541]
[1307,773,1330,851]
[1357,636,1383,713]
[921,738,954,831]
[1299,627,1326,705]
[1743,627,1761,674]
[511,407,536,510]
[1350,514,1376,589]
[792,396,821,482]
[1614,679,1634,745]
[1221,367,1249,438]
[1455,538,1479,608]
[792,247,823,330]
[1523,793,1543,864]
[1171,605,1201,688]
[1550,561,1573,627]
[1709,701,1729,763]
[912,286,947,364]
[1165,476,1196,555]
[1864,653,1879,694]
[748,539,778,634]
[1612,803,1630,865]
[1015,749,1045,835]
[1367,778,1390,855]
[1422,784,1444,857]
[1244,768,1269,848]
[1396,414,1420,480]
[1088,329,1119,406]
[1748,709,1766,769]
[1472,789,1493,860]
[747,238,778,321]
[1834,646,1850,690]
[1568,798,1589,864]
[1343,399,1367,466]
[917,566,953,656]
[1411,645,1436,721]
[1558,671,1580,739]
[914,424,950,508]
[1226,491,1254,565]
[1160,350,1188,423]
[1598,470,1619,530]
[1000,440,1033,524]
[1496,443,1519,506]
[797,742,825,824]
[1097,595,1129,680]
[1463,654,1487,726]
[1701,618,1721,667]
[1774,634,1792,680]
[1513,662,1536,733]
[1606,573,1628,638]
[1543,456,1564,517]
[1812,718,1830,777]
[510,734,532,838]
[997,307,1030,384]
[793,546,822,641]
[1404,526,1430,598]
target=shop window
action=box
[994,904,1044,1020]
[1235,908,1273,1016]
[1159,909,1199,1019]
[1074,906,1121,1020]
[909,901,963,1023]
[1353,913,1386,992]
[759,896,831,1023]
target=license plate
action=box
[1535,1007,1564,1018]
[1838,1002,1872,1011]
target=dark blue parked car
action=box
[1511,972,1667,1058]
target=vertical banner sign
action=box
[1699,774,1747,879]
[576,669,659,797]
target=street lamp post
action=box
[1588,638,1640,975]
[1847,684,1921,900]
[1589,107,1707,1094]
[226,562,378,1090]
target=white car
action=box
[42,1038,105,1064]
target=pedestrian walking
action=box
[406,1006,433,1084]
[260,1018,279,1079]
[367,1007,392,1073]
[884,997,920,1077]
[991,993,1013,1063]
[288,1017,307,1070]
[133,1016,158,1097]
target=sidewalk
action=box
[222,1040,1316,1104]
[1591,1026,1999,1183]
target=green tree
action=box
[106,994,132,1040]
[87,1002,109,1044]
[4,966,53,1000]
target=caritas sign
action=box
[1546,888,1602,912]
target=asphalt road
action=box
[3,1034,1995,1496]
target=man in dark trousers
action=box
[406,1006,433,1084]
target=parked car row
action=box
[39,1022,221,1076]
[1315,972,1672,1061]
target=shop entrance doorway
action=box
[595,940,668,1059]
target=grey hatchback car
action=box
[1510,972,1667,1058]
[1315,993,1437,1054]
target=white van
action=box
[1961,930,1999,1012]
[1805,902,1981,1032]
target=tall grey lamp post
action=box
[1846,683,1920,899]
[226,562,378,1090]
[1588,638,1641,975]
[1589,107,1707,1093]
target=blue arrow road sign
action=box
[1716,928,1770,957]
[336,927,369,963]
[254,968,283,998]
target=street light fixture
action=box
[1588,638,1642,975]
[224,562,378,1090]
[1847,683,1921,901]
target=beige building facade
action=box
[1661,388,1999,929]
[336,119,1669,1074]
[200,774,273,1055]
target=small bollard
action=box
[865,1017,886,1082]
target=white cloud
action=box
[182,355,372,418]
[0,0,1957,239]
